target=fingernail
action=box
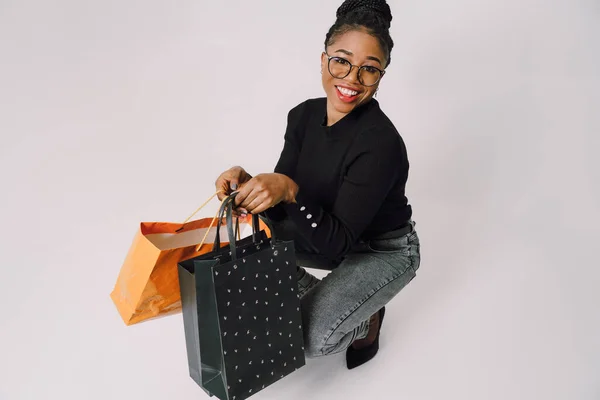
[231,183,238,190]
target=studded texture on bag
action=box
[178,193,306,400]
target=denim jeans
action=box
[265,217,421,358]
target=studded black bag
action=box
[178,193,306,400]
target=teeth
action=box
[337,86,358,96]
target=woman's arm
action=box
[237,127,404,260]
[260,102,306,221]
[278,129,403,260]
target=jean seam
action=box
[367,237,419,255]
[298,274,320,298]
[367,246,412,255]
[318,258,415,354]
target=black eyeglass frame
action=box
[324,52,386,87]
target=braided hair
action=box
[325,0,394,67]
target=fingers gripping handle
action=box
[212,193,277,260]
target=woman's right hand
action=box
[215,166,252,215]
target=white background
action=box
[1,0,599,399]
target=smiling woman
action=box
[214,0,421,371]
[321,31,387,123]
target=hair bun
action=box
[336,0,393,26]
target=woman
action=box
[215,0,420,369]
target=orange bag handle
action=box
[182,189,225,225]
[178,190,242,252]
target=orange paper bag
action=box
[110,193,267,326]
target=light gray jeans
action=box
[266,217,421,358]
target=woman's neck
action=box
[325,98,373,127]
[325,102,348,127]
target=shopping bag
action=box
[178,193,306,400]
[110,191,268,326]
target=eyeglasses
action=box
[324,52,385,87]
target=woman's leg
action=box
[300,227,421,358]
[296,266,321,299]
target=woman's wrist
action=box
[287,179,299,203]
[276,173,298,204]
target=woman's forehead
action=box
[327,30,385,61]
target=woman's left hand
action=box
[234,173,298,214]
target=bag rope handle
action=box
[182,189,225,224]
[177,189,242,252]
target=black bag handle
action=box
[212,193,276,260]
[215,194,259,260]
[224,198,277,247]
[211,194,253,256]
[212,194,239,256]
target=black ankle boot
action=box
[346,307,386,369]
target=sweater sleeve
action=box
[281,129,403,260]
[261,103,305,222]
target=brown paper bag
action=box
[110,193,267,326]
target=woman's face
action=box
[321,29,387,120]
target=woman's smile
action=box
[335,84,362,102]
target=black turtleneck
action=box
[263,97,412,260]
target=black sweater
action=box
[263,97,412,260]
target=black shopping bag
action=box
[178,193,306,400]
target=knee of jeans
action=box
[304,331,349,358]
[300,310,329,358]
[301,323,325,358]
[303,341,323,358]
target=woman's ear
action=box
[320,52,328,74]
